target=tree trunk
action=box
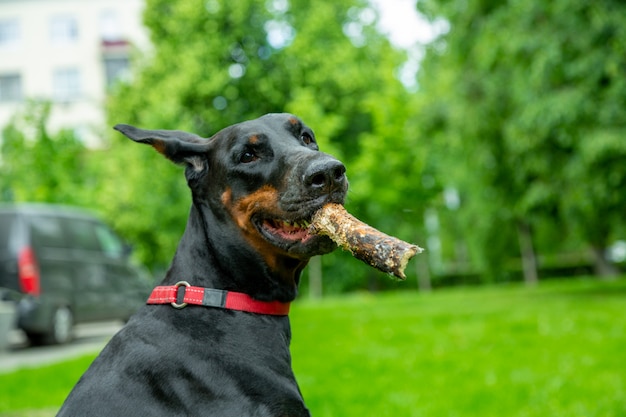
[590,245,619,279]
[308,256,323,299]
[517,220,538,286]
[415,251,432,292]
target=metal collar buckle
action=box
[171,280,191,309]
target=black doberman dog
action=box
[57,114,348,417]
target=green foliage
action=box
[3,0,622,286]
[416,0,626,279]
[103,0,425,279]
[0,101,93,207]
[2,278,625,416]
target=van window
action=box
[0,213,15,250]
[29,215,68,248]
[94,224,124,258]
[64,219,101,251]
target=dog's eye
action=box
[301,133,314,145]
[240,151,258,164]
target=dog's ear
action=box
[114,124,209,171]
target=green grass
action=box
[0,355,95,415]
[290,278,626,417]
[1,278,625,416]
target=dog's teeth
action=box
[278,219,310,229]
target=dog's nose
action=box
[304,158,347,193]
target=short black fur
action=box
[57,113,348,417]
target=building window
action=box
[0,74,22,102]
[99,10,122,42]
[50,15,78,44]
[0,19,20,48]
[103,56,130,87]
[53,68,81,101]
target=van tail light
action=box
[18,247,41,297]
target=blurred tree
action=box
[416,0,626,280]
[0,101,91,206]
[103,0,425,285]
[347,87,436,290]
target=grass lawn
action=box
[1,277,625,416]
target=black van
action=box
[0,203,153,345]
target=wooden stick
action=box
[309,203,424,280]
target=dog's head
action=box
[115,113,348,272]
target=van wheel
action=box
[48,306,74,345]
[28,306,74,345]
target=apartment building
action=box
[0,0,147,145]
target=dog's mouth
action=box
[253,213,336,257]
[257,218,314,245]
[262,218,313,243]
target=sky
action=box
[367,0,450,88]
[370,0,441,48]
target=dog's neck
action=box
[161,204,303,303]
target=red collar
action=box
[147,281,290,316]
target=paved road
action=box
[0,321,123,374]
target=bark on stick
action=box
[309,203,424,280]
